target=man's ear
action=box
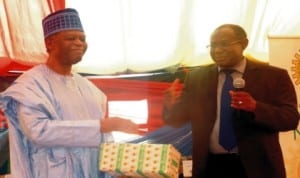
[241,38,249,50]
[45,37,54,51]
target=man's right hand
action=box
[164,78,182,110]
[100,117,139,134]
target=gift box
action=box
[99,143,181,178]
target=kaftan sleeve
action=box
[18,102,102,148]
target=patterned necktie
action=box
[219,69,236,151]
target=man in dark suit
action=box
[163,24,299,178]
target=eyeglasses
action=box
[206,39,243,49]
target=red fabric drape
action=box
[0,57,33,77]
[89,78,177,132]
[47,0,65,12]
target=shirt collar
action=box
[218,58,246,74]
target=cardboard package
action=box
[99,143,181,178]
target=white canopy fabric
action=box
[1,0,300,75]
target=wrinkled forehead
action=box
[46,30,86,41]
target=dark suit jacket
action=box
[164,59,299,178]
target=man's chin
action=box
[215,60,228,66]
[72,58,82,65]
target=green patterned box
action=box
[99,143,181,178]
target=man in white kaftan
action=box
[1,65,113,178]
[0,8,139,178]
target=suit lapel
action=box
[243,59,262,92]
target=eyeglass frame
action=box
[206,39,244,49]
